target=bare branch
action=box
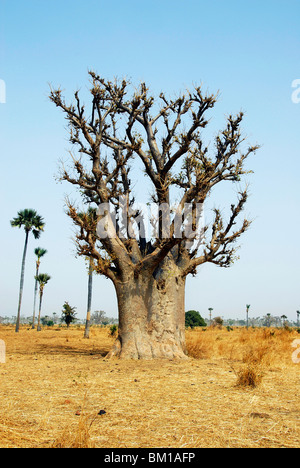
[50,74,258,282]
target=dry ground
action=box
[0,325,299,448]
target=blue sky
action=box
[0,0,299,322]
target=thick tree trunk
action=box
[108,262,188,360]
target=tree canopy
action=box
[50,73,259,282]
[185,310,207,328]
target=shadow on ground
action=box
[35,343,110,358]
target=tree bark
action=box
[15,230,29,333]
[108,259,188,360]
[32,263,39,329]
[37,290,43,332]
[84,259,93,339]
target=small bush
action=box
[185,310,206,328]
[235,365,263,388]
[211,316,223,329]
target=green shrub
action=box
[185,310,206,329]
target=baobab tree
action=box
[50,72,259,359]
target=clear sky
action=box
[0,0,299,322]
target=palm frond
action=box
[32,229,42,240]
[10,209,45,236]
[35,273,51,285]
[34,247,48,258]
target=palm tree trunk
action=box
[32,264,39,329]
[84,259,93,339]
[15,230,29,333]
[37,290,43,332]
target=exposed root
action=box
[106,336,189,360]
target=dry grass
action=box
[0,325,299,448]
[235,365,263,389]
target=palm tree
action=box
[32,248,47,329]
[246,304,251,329]
[61,302,77,328]
[84,258,94,338]
[78,208,97,339]
[10,209,45,332]
[36,274,51,331]
[281,315,288,328]
[208,308,213,327]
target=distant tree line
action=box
[184,311,300,329]
[0,310,298,329]
[0,309,118,327]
